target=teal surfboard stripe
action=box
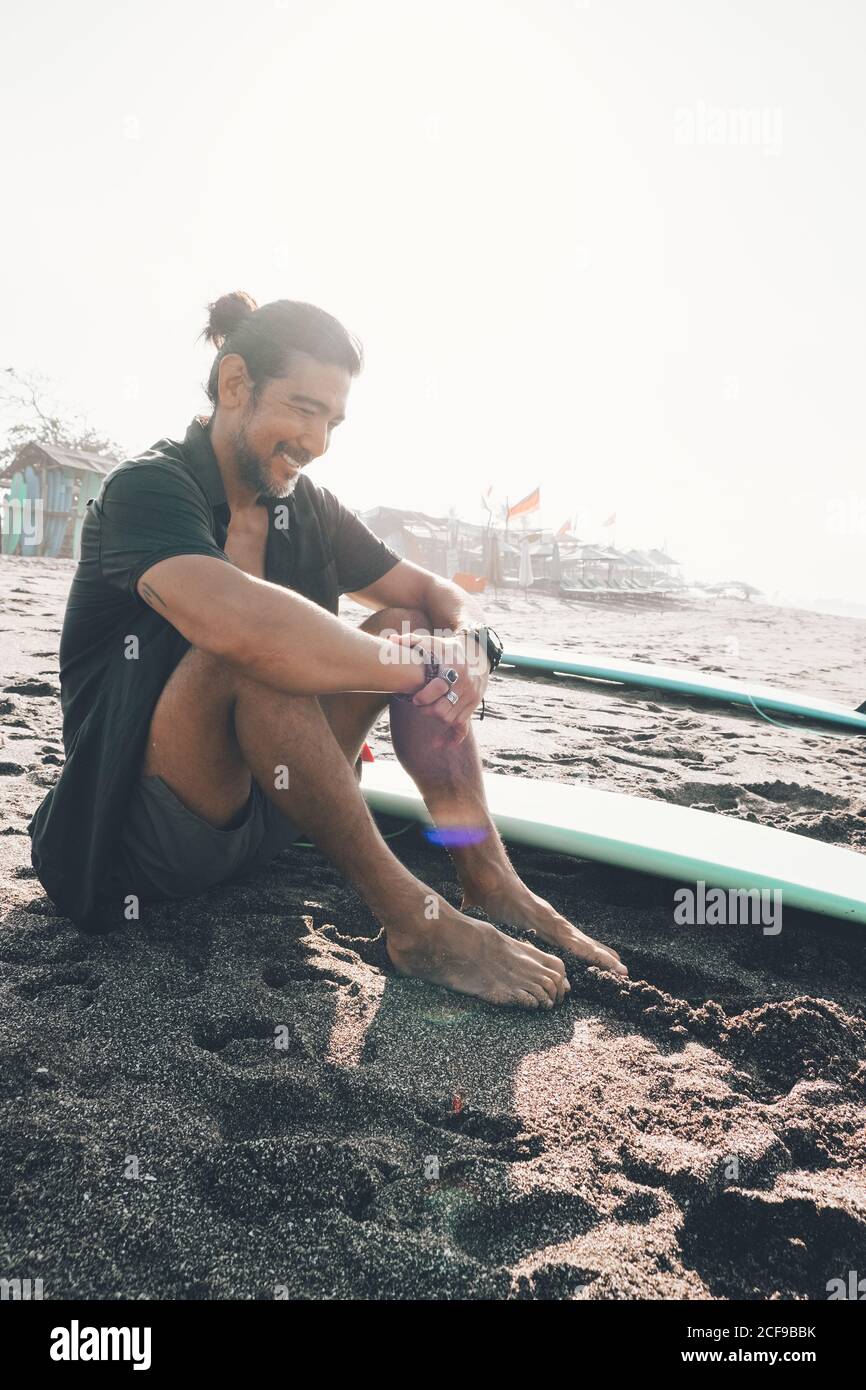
[499,647,866,735]
[362,763,866,926]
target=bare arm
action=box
[137,554,425,698]
[348,558,486,636]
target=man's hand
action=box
[388,630,489,747]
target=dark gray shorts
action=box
[115,774,303,903]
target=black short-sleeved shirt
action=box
[28,416,400,930]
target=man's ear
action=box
[217,353,254,411]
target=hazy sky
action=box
[2,0,864,601]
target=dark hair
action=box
[203,291,363,405]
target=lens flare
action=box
[424,826,489,847]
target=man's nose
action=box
[299,421,329,458]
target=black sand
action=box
[1,556,865,1299]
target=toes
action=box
[526,981,555,1008]
[566,929,627,978]
[535,974,559,1005]
[573,927,620,960]
[531,942,567,975]
[594,946,628,977]
[546,960,570,1000]
[512,989,541,1009]
[527,948,570,1001]
[543,967,569,1002]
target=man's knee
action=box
[153,646,240,711]
[172,646,321,719]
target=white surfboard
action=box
[361,761,866,927]
[498,647,866,736]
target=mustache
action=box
[277,443,313,467]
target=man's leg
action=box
[140,645,571,1009]
[358,608,625,976]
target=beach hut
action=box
[0,442,116,560]
[362,504,491,580]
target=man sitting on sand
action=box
[29,291,626,1008]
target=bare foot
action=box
[462,876,627,978]
[384,893,571,1009]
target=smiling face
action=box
[223,352,351,500]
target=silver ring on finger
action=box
[445,690,459,705]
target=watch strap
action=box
[467,624,502,673]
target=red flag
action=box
[556,517,572,537]
[508,486,540,520]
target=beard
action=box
[234,416,308,500]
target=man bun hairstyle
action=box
[204,290,258,348]
[203,291,363,405]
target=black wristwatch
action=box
[466,625,503,674]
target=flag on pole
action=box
[508,486,541,521]
[602,512,617,528]
[481,484,494,514]
[556,516,573,537]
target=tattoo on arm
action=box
[140,582,168,611]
